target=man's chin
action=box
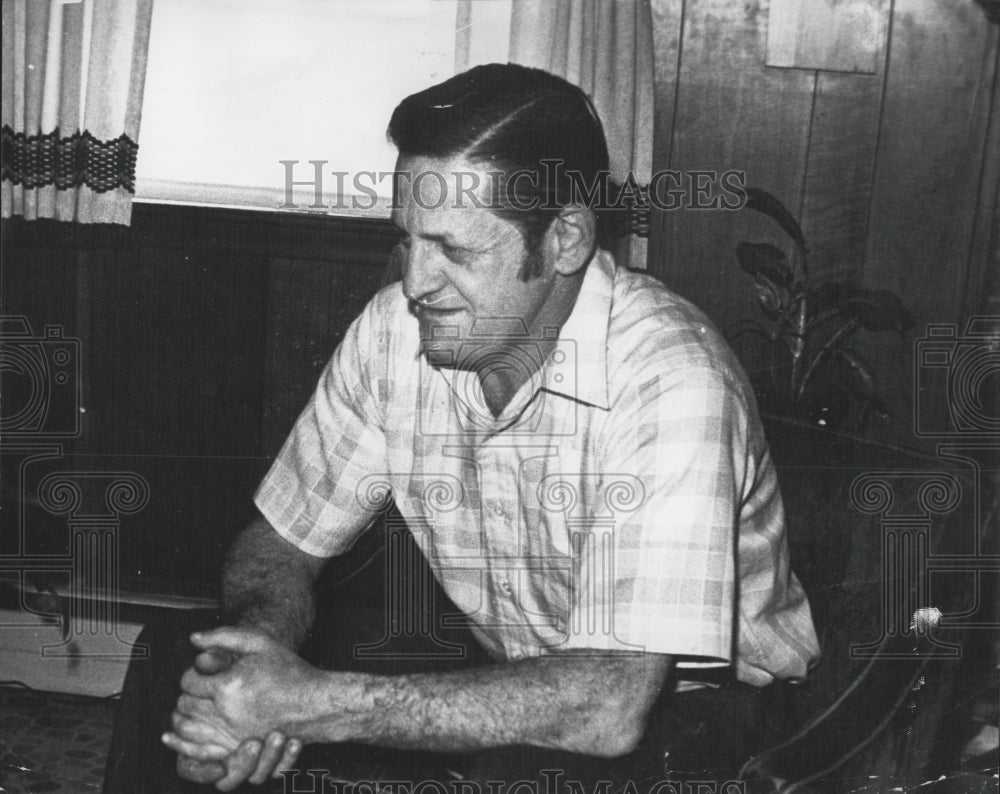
[420,338,489,371]
[421,343,459,369]
[417,314,467,369]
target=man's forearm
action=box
[292,651,672,758]
[221,515,321,651]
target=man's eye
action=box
[442,244,470,263]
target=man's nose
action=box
[400,241,446,301]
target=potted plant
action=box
[728,188,913,432]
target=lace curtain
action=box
[1,0,154,225]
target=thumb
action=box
[177,755,226,784]
[194,647,236,675]
[190,626,272,655]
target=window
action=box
[135,0,509,215]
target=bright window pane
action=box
[136,0,462,213]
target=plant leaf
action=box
[835,348,890,425]
[736,242,794,287]
[837,288,914,333]
[753,278,784,319]
[835,347,878,400]
[809,281,858,314]
[744,188,808,253]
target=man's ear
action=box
[545,206,596,276]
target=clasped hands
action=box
[162,627,318,791]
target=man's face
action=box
[392,155,560,371]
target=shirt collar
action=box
[542,247,613,410]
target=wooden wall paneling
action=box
[866,1,996,323]
[4,207,390,588]
[797,0,892,278]
[766,0,882,73]
[260,219,393,459]
[0,219,85,511]
[651,0,816,334]
[863,0,998,448]
[74,209,271,585]
[647,0,684,275]
[73,239,97,456]
[66,210,254,582]
[95,251,250,456]
[73,237,142,582]
[262,257,340,460]
[188,213,273,578]
[963,41,1000,320]
[322,259,394,365]
[983,182,1000,319]
[78,228,131,456]
[1,220,81,332]
[0,222,137,467]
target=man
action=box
[105,63,819,792]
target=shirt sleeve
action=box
[253,291,393,557]
[561,359,751,664]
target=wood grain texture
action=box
[260,225,394,458]
[862,0,998,447]
[260,257,387,458]
[865,0,996,323]
[766,0,882,73]
[1,206,394,587]
[646,0,684,275]
[647,0,998,451]
[798,0,891,278]
[650,0,814,333]
[1,0,996,585]
[964,40,1000,320]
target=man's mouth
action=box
[410,300,463,316]
[408,289,461,310]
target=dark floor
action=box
[0,686,115,794]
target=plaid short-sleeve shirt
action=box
[255,250,820,686]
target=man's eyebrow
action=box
[393,225,468,247]
[424,232,465,246]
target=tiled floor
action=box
[0,686,115,793]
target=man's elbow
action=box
[597,714,647,757]
[550,652,671,758]
[566,704,647,758]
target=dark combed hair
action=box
[387,63,621,275]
